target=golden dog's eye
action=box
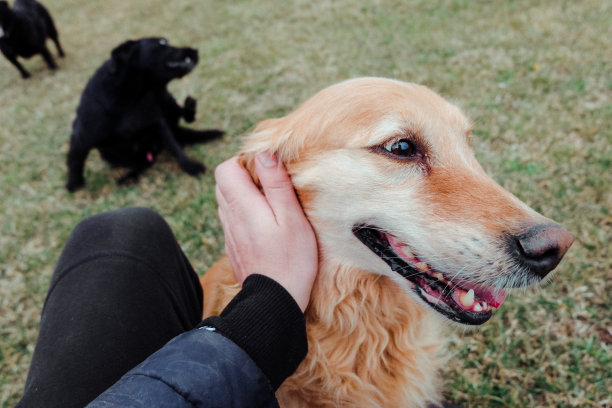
[385,139,416,157]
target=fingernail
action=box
[257,151,277,167]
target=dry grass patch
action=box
[1,0,610,406]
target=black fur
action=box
[65,38,223,192]
[0,0,64,78]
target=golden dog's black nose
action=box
[516,224,574,278]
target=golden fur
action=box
[200,77,568,407]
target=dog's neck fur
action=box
[275,259,444,407]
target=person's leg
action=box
[17,207,203,408]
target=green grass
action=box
[1,0,610,406]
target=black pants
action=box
[17,207,204,408]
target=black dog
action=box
[66,38,223,192]
[0,0,64,78]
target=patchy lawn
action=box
[1,0,609,406]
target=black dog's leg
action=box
[117,166,150,185]
[174,127,224,146]
[157,120,206,176]
[160,93,203,124]
[1,48,30,78]
[66,144,90,192]
[159,92,185,123]
[182,96,196,123]
[40,45,58,70]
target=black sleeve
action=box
[87,328,280,408]
[87,274,307,408]
[199,274,308,390]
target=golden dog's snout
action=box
[514,224,574,278]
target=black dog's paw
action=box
[117,169,143,185]
[183,96,197,123]
[117,175,135,186]
[180,159,206,176]
[66,177,85,192]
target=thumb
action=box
[254,152,302,221]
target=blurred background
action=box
[0,0,609,406]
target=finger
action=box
[215,183,233,228]
[215,157,265,211]
[216,184,243,282]
[215,185,231,245]
[216,183,249,246]
[254,152,303,222]
[215,184,228,222]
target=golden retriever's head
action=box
[240,77,573,325]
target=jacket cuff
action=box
[198,274,307,390]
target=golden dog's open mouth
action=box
[353,225,506,325]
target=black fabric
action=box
[87,329,280,408]
[17,207,203,408]
[201,274,308,390]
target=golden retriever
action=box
[201,77,574,407]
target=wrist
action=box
[199,275,308,390]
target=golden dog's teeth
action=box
[433,272,444,280]
[415,262,429,271]
[473,303,483,312]
[459,289,475,308]
[400,246,414,259]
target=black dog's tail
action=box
[175,128,224,146]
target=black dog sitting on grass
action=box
[0,0,64,78]
[66,38,224,192]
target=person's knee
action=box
[108,207,170,237]
[68,207,175,254]
[51,207,200,323]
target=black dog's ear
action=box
[109,40,137,74]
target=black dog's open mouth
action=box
[352,225,506,325]
[167,56,195,70]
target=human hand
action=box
[214,153,318,312]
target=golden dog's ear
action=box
[238,117,286,190]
